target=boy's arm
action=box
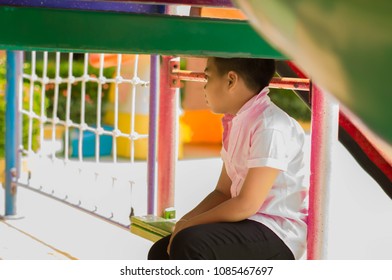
[176,166,279,230]
[180,163,232,221]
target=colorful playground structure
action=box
[0,0,391,260]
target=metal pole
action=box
[307,84,339,259]
[4,51,22,217]
[147,54,159,215]
[157,56,177,218]
[171,69,310,91]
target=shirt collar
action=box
[236,86,270,116]
[222,86,270,125]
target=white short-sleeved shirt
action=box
[221,87,309,259]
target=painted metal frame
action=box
[307,85,339,259]
[0,0,337,260]
[0,0,233,9]
[4,51,22,217]
[0,0,163,12]
[156,56,178,218]
[0,5,284,59]
[147,55,159,215]
[111,0,234,6]
[171,69,310,91]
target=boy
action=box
[148,57,308,260]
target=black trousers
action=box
[148,219,294,260]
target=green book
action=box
[130,215,176,242]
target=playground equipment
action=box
[90,54,156,160]
[0,0,391,260]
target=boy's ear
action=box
[227,71,238,88]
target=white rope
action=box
[27,51,37,155]
[113,54,122,163]
[64,52,74,162]
[19,51,150,227]
[79,53,89,162]
[51,52,61,161]
[19,111,148,141]
[22,74,149,87]
[95,54,105,163]
[38,52,48,157]
[130,55,140,164]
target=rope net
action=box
[18,51,150,227]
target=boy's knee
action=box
[170,228,209,260]
[148,235,171,260]
[169,229,194,259]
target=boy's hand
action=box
[167,219,188,256]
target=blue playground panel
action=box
[69,125,113,158]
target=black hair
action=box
[213,57,276,93]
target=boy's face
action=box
[204,58,230,114]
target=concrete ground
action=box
[1,135,392,259]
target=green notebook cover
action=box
[131,215,176,237]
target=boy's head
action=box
[213,57,275,93]
[204,57,275,114]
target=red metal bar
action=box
[171,69,310,91]
[171,69,207,83]
[339,112,392,182]
[157,56,177,217]
[270,77,310,91]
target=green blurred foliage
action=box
[269,87,311,122]
[28,54,115,125]
[0,56,45,158]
